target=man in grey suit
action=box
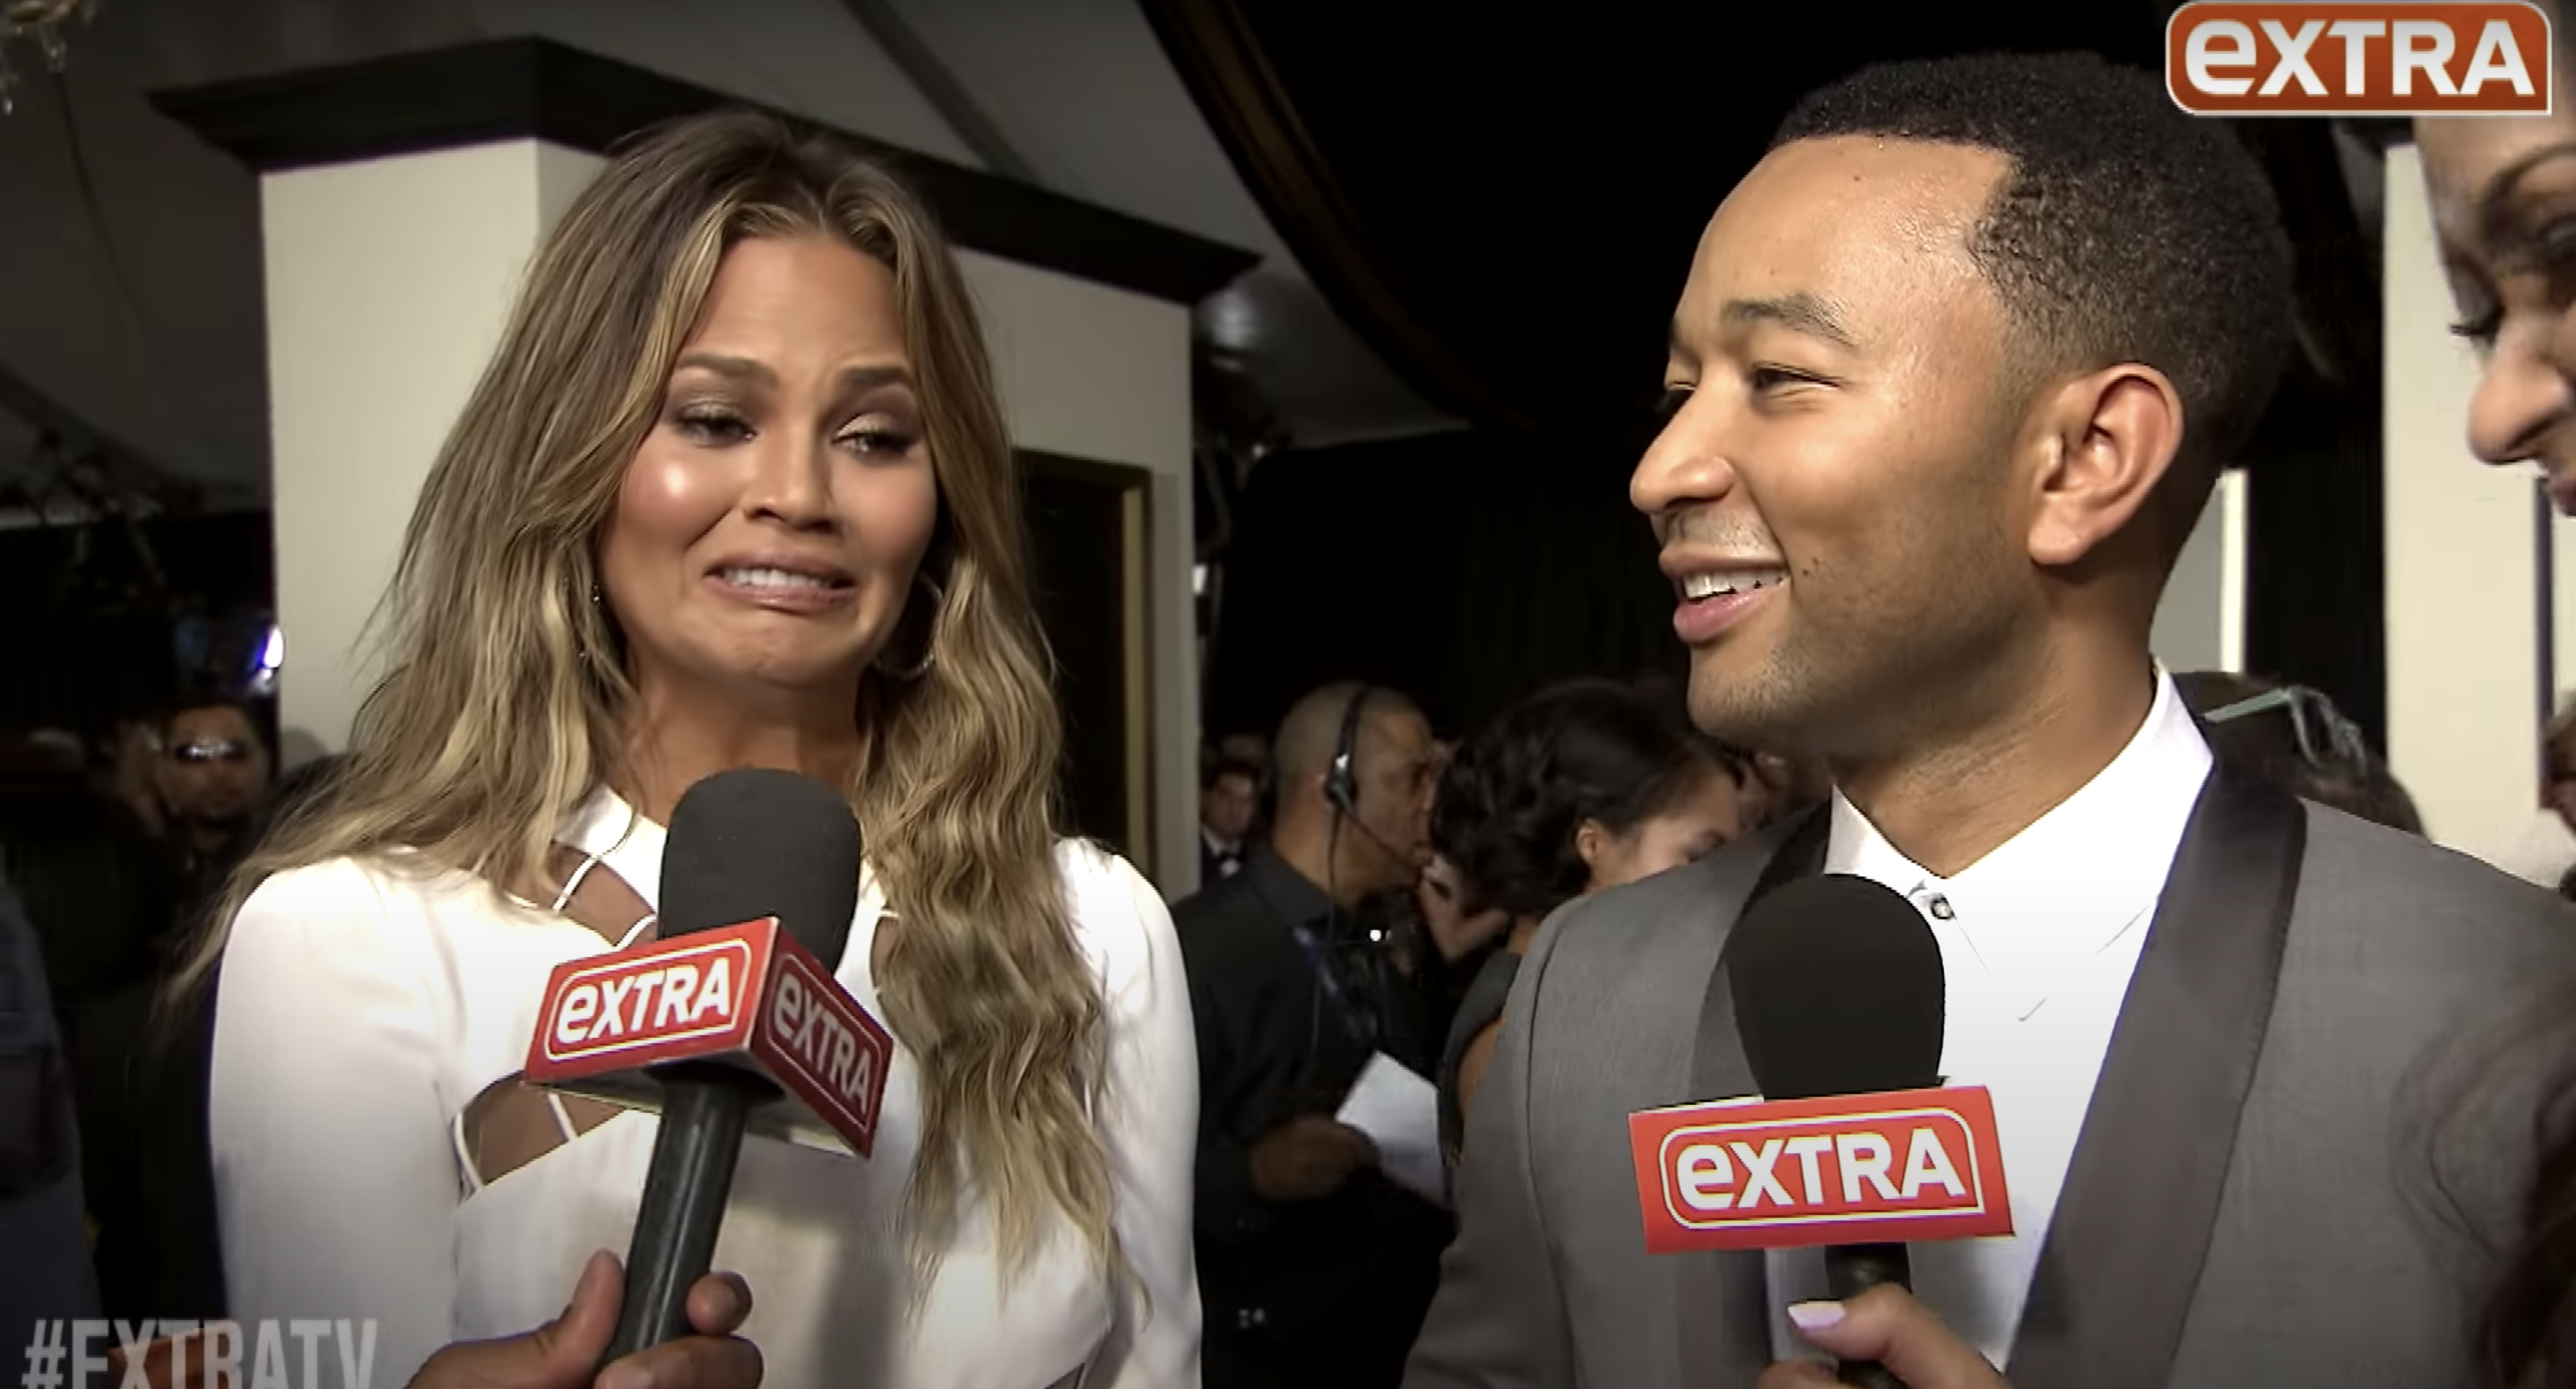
[1406,51,2576,1389]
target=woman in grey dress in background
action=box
[1429,678,1745,1170]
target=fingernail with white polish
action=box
[1787,1300,1846,1332]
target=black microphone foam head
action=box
[661,768,863,966]
[1725,873,1944,1100]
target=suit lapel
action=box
[2005,764,2305,1389]
[1675,807,1831,1387]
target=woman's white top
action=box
[209,789,1202,1388]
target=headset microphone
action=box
[1323,685,1413,872]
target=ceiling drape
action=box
[1134,0,1537,438]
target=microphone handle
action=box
[603,1070,754,1364]
[1823,1243,1910,1389]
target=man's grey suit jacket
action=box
[1405,765,2576,1389]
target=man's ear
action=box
[2024,365,2184,568]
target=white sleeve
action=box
[208,859,457,1388]
[1070,848,1205,1389]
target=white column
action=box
[957,251,1199,893]
[2151,468,2251,675]
[2382,142,2570,873]
[264,140,601,761]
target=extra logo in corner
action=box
[2167,3,2550,116]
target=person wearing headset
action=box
[1174,680,1447,1389]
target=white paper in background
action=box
[1336,1051,1448,1207]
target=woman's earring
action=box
[578,580,620,674]
[874,576,943,682]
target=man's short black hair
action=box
[1203,756,1263,792]
[1773,51,2295,491]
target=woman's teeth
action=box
[722,567,839,591]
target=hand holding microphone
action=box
[404,1252,760,1389]
[1732,890,2016,1389]
[1758,1286,2010,1389]
[108,1254,762,1389]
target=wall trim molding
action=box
[150,37,1258,308]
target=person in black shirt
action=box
[86,749,349,1325]
[58,713,296,1326]
[151,698,276,915]
[1199,755,1263,885]
[0,736,179,1316]
[1175,681,1444,1389]
[0,738,174,1024]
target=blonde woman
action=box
[184,111,1199,1388]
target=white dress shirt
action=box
[210,789,1203,1389]
[1765,670,2213,1367]
[1202,827,1244,878]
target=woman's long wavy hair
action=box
[168,109,1117,1290]
[2404,979,2576,1388]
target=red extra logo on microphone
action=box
[523,917,895,1158]
[537,932,761,1067]
[1628,1086,2012,1255]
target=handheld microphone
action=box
[1727,874,1948,1389]
[515,768,887,1363]
[1625,875,2013,1385]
